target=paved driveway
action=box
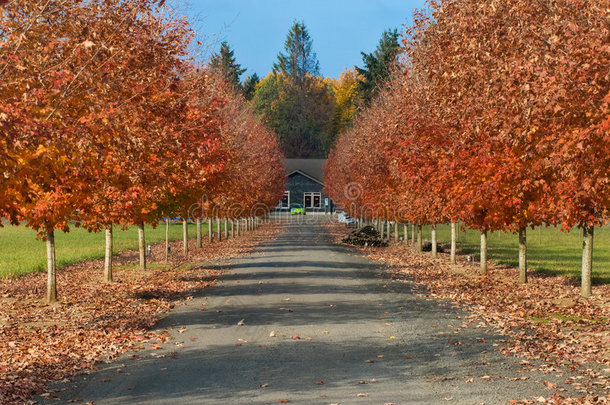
[43,221,568,404]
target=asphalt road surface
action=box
[42,221,571,404]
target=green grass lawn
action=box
[0,221,227,278]
[398,224,610,284]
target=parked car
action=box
[290,203,306,215]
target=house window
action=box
[280,191,290,208]
[304,192,322,209]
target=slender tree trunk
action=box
[217,217,221,241]
[480,230,488,273]
[450,222,457,265]
[417,225,423,252]
[165,219,169,263]
[403,223,408,245]
[237,218,240,236]
[224,218,229,240]
[183,219,188,255]
[394,221,398,242]
[46,229,57,304]
[581,225,594,298]
[138,222,146,270]
[431,224,437,258]
[208,217,213,243]
[518,227,527,284]
[386,220,390,241]
[196,218,202,248]
[104,224,113,282]
[411,222,416,244]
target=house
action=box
[278,159,333,213]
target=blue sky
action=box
[182,0,428,79]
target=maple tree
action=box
[0,0,285,303]
[325,0,609,296]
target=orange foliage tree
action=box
[1,0,285,303]
[325,0,609,297]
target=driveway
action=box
[42,221,569,404]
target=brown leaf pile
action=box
[325,222,610,403]
[0,223,281,404]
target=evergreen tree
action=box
[356,29,401,104]
[273,21,320,82]
[243,73,260,101]
[210,41,246,89]
[252,21,334,158]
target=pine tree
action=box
[356,29,401,104]
[257,21,334,158]
[273,21,320,87]
[210,41,246,89]
[243,73,260,101]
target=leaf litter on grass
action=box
[0,223,282,403]
[324,222,610,403]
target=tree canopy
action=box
[356,29,401,104]
[210,41,246,89]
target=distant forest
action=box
[209,22,401,158]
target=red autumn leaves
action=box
[324,0,609,296]
[0,0,285,301]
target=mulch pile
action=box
[341,225,388,247]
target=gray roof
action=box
[285,159,326,183]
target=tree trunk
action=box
[581,225,594,298]
[104,224,113,283]
[519,227,527,284]
[431,224,437,258]
[411,222,416,244]
[208,217,213,243]
[236,218,240,236]
[224,218,229,240]
[138,222,146,270]
[46,229,57,304]
[183,219,188,255]
[217,217,221,241]
[480,230,488,273]
[196,218,202,248]
[417,225,423,252]
[403,223,408,245]
[394,221,399,242]
[450,222,457,265]
[165,219,169,263]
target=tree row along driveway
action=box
[43,221,579,404]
